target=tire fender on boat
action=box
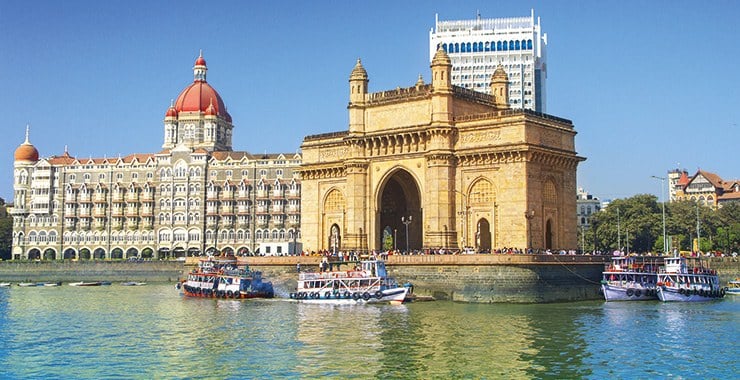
[679,288,685,295]
[343,291,351,299]
[626,288,634,297]
[227,290,233,298]
[375,291,383,299]
[324,291,332,299]
[352,292,360,300]
[362,292,371,301]
[634,289,642,297]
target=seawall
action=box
[238,255,740,303]
[0,261,183,283]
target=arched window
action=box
[515,40,520,50]
[527,39,533,49]
[497,41,502,50]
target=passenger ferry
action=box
[289,259,408,305]
[656,256,724,302]
[725,279,740,295]
[600,256,659,301]
[178,255,274,299]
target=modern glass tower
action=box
[429,9,548,112]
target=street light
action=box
[651,175,667,255]
[394,228,397,251]
[524,210,535,251]
[401,215,412,253]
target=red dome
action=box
[174,82,232,122]
[195,55,206,66]
[165,105,178,118]
[15,143,39,162]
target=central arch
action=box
[377,169,422,252]
[476,218,491,252]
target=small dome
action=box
[194,52,206,67]
[204,99,217,116]
[14,127,39,162]
[349,58,368,81]
[492,65,508,81]
[165,104,178,118]
[431,45,451,66]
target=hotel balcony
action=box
[256,190,268,199]
[206,191,219,200]
[286,190,300,199]
[237,191,250,200]
[141,193,154,201]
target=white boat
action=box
[0,282,11,287]
[17,282,42,287]
[69,281,104,287]
[179,255,274,299]
[656,256,725,302]
[600,256,659,301]
[289,259,408,305]
[725,279,740,295]
[43,282,62,287]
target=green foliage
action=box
[588,195,740,254]
[0,216,11,260]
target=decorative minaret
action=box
[430,45,453,126]
[348,58,368,134]
[491,65,510,110]
[194,50,207,82]
[163,100,178,148]
[13,125,39,212]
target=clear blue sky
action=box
[1,0,738,203]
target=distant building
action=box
[11,54,302,260]
[429,9,547,112]
[576,188,600,228]
[669,168,740,208]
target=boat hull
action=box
[657,287,725,302]
[289,287,408,305]
[601,284,657,301]
[182,286,273,299]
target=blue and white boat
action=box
[289,259,408,305]
[656,256,724,302]
[600,256,659,301]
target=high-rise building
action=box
[11,54,302,260]
[429,9,547,112]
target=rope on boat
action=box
[551,255,602,285]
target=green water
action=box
[0,284,737,379]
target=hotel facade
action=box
[11,55,302,260]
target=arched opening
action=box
[172,247,185,258]
[546,219,554,249]
[141,248,153,259]
[328,224,341,253]
[476,218,491,253]
[378,169,422,252]
[64,248,76,260]
[80,248,91,260]
[382,226,394,251]
[188,247,200,257]
[221,247,234,255]
[158,247,170,259]
[93,248,106,260]
[111,248,123,259]
[43,248,56,260]
[126,247,139,258]
[28,249,41,260]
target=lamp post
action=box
[394,228,397,251]
[524,210,535,250]
[651,175,667,255]
[616,208,621,253]
[454,190,469,250]
[401,215,412,253]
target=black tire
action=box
[289,293,296,299]
[626,288,634,297]
[324,291,332,299]
[362,292,371,301]
[720,288,726,297]
[227,290,233,298]
[352,292,360,300]
[375,291,383,299]
[679,288,685,295]
[634,289,642,297]
[344,291,351,299]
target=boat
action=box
[69,281,105,287]
[289,259,408,305]
[600,256,660,301]
[656,256,725,302]
[178,255,274,299]
[17,282,42,287]
[724,279,740,295]
[0,282,12,287]
[43,282,62,287]
[121,282,147,286]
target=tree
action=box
[0,216,11,260]
[589,194,662,253]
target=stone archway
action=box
[80,248,91,260]
[126,247,139,258]
[28,248,41,260]
[111,248,123,259]
[476,218,492,252]
[93,248,106,259]
[43,248,56,260]
[377,169,422,252]
[328,224,341,253]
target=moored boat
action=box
[121,282,147,286]
[0,282,12,287]
[178,255,274,299]
[600,256,659,301]
[17,282,42,287]
[656,256,724,302]
[43,282,62,287]
[289,259,408,305]
[69,281,105,287]
[724,279,740,295]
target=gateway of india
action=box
[12,48,582,259]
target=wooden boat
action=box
[289,259,408,305]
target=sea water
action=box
[0,284,737,379]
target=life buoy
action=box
[375,291,383,299]
[634,289,642,297]
[362,292,371,301]
[626,288,634,297]
[324,291,332,299]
